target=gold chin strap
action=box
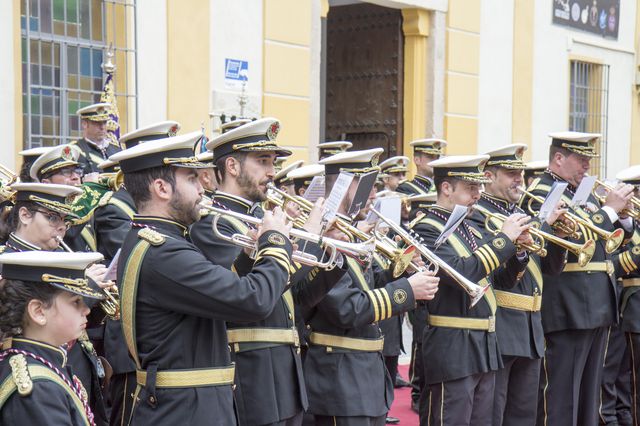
[27,195,74,215]
[560,143,597,156]
[446,171,490,183]
[41,274,90,288]
[415,148,442,155]
[340,166,381,175]
[162,157,204,166]
[232,140,275,151]
[486,159,526,168]
[38,160,79,177]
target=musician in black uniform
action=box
[474,144,568,425]
[287,164,325,198]
[318,141,352,160]
[606,165,640,426]
[190,118,345,426]
[0,251,107,425]
[112,130,295,425]
[17,146,51,183]
[396,139,446,196]
[0,183,111,425]
[301,147,440,426]
[72,103,121,174]
[411,155,532,426]
[273,160,304,195]
[523,160,547,188]
[97,120,180,426]
[528,132,635,426]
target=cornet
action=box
[593,179,640,219]
[266,183,415,277]
[200,205,375,269]
[55,236,121,320]
[371,208,488,308]
[472,204,596,267]
[519,188,624,254]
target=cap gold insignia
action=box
[592,213,604,224]
[168,125,179,137]
[492,237,506,249]
[393,289,408,304]
[268,233,286,246]
[371,153,381,167]
[515,147,525,160]
[633,245,640,255]
[266,122,280,141]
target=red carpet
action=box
[388,364,419,425]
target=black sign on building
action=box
[552,0,620,39]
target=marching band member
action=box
[475,144,567,425]
[72,103,121,174]
[411,155,531,425]
[191,118,343,426]
[287,164,325,197]
[317,141,352,160]
[0,183,111,425]
[17,146,52,183]
[379,156,409,192]
[112,130,295,425]
[396,139,446,196]
[527,132,634,426]
[274,159,304,195]
[303,147,440,426]
[523,160,547,188]
[0,251,107,425]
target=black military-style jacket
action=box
[63,216,97,253]
[72,138,121,174]
[0,338,93,425]
[1,233,108,425]
[303,246,416,417]
[396,175,434,196]
[472,194,567,359]
[119,215,292,425]
[372,254,404,357]
[412,206,518,384]
[527,172,618,333]
[615,224,640,333]
[190,191,344,425]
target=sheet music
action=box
[434,204,469,248]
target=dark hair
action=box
[0,279,59,337]
[433,176,459,194]
[7,201,38,233]
[19,160,36,183]
[549,145,571,163]
[214,152,248,184]
[124,166,177,210]
[0,207,12,244]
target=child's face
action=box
[43,292,90,345]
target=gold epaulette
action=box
[98,191,114,207]
[138,228,165,246]
[9,354,33,396]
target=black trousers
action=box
[314,415,385,426]
[384,355,399,384]
[599,325,632,426]
[409,339,425,404]
[108,371,137,426]
[626,332,640,426]
[537,327,608,426]
[493,355,541,426]
[423,371,495,426]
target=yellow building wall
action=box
[511,0,534,160]
[263,0,312,166]
[13,0,22,166]
[631,4,640,165]
[444,0,480,155]
[166,0,210,136]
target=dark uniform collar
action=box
[132,215,189,238]
[212,191,262,216]
[545,170,577,192]
[6,233,43,252]
[9,337,68,368]
[480,192,516,213]
[412,175,434,192]
[204,189,216,199]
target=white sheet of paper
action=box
[366,196,401,224]
[104,248,121,282]
[434,204,469,248]
[303,176,325,202]
[323,172,354,222]
[571,175,597,207]
[539,181,568,220]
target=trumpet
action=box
[55,236,121,320]
[200,205,375,269]
[519,188,624,254]
[472,204,596,267]
[593,179,640,219]
[96,171,124,191]
[371,208,488,308]
[0,164,17,203]
[266,183,415,277]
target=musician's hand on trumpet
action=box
[603,182,635,214]
[500,213,531,242]
[407,269,439,300]
[258,206,292,240]
[545,201,571,237]
[85,263,116,290]
[300,197,326,235]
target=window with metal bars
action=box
[20,0,137,149]
[569,60,610,177]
